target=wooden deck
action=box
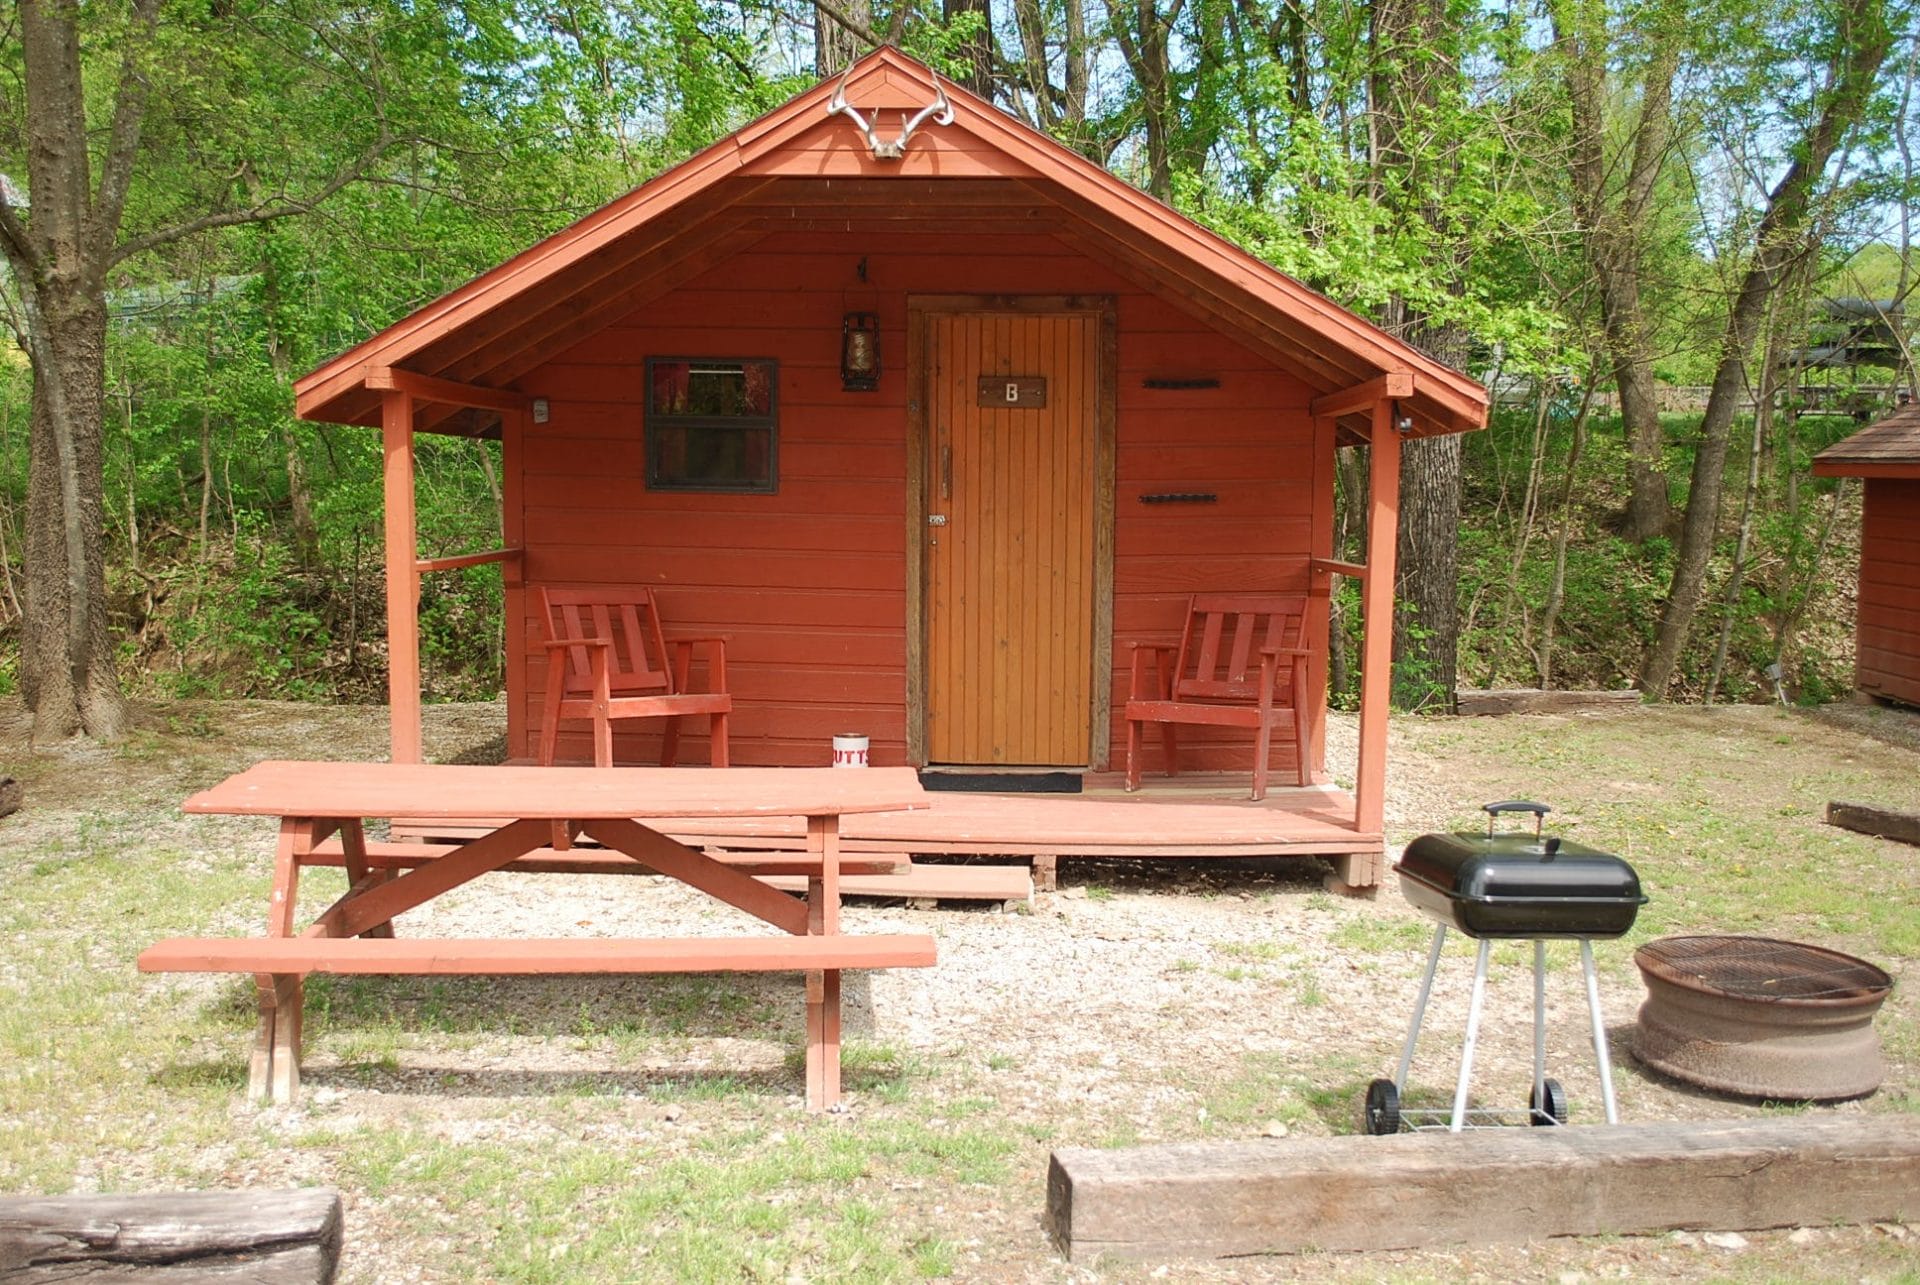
[390,772,1381,894]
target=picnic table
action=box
[138,762,935,1111]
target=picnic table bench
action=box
[138,762,935,1111]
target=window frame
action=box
[642,356,780,494]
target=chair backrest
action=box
[1170,594,1308,702]
[539,587,675,697]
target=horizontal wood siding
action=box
[1858,479,1920,706]
[516,229,1316,769]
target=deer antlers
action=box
[826,62,954,161]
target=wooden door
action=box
[924,312,1097,765]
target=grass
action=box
[2,699,1916,1281]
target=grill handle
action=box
[1483,799,1550,838]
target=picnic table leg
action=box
[248,977,277,1103]
[804,814,843,1111]
[270,974,303,1105]
[250,819,307,1105]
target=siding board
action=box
[513,234,1319,767]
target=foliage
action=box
[0,0,1913,708]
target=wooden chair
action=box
[537,587,732,768]
[1123,593,1311,801]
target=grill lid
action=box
[1635,935,1892,1004]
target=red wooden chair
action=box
[536,587,732,768]
[1123,594,1311,801]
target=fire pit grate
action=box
[1632,934,1894,1100]
[1636,935,1891,1003]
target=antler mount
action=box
[826,63,955,161]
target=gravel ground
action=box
[3,696,1917,1282]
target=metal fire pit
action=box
[1632,935,1894,1101]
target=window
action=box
[645,358,778,492]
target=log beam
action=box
[1047,1116,1920,1262]
[1826,799,1920,847]
[0,1188,342,1282]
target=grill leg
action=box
[1582,939,1619,1124]
[1450,937,1492,1132]
[1396,924,1448,1091]
[1533,939,1549,1123]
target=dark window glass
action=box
[645,358,777,492]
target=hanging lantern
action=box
[841,312,880,392]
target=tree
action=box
[0,1,454,741]
[1638,0,1895,696]
[1370,0,1470,710]
[1552,0,1685,543]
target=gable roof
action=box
[1813,401,1920,478]
[294,48,1487,440]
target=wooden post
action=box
[805,813,843,1111]
[501,408,528,760]
[1306,413,1337,783]
[1354,401,1402,837]
[382,389,422,764]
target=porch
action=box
[391,771,1380,897]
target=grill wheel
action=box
[1529,1077,1568,1125]
[1364,1078,1401,1135]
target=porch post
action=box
[1353,400,1402,835]
[381,389,422,764]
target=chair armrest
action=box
[542,635,612,650]
[669,636,729,695]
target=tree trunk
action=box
[21,295,128,742]
[1554,0,1680,543]
[1370,0,1467,712]
[945,0,994,98]
[816,0,866,75]
[1393,427,1463,711]
[260,237,320,565]
[1638,0,1893,697]
[9,0,139,743]
[1112,0,1181,200]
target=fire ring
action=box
[1631,935,1893,1101]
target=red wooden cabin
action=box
[293,50,1489,891]
[1815,402,1920,707]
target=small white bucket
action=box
[831,733,869,768]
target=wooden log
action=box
[0,1188,342,1282]
[1046,1116,1920,1261]
[1826,800,1920,847]
[1454,688,1642,716]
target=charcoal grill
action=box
[1364,801,1647,1134]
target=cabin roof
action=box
[294,48,1488,441]
[1813,402,1920,477]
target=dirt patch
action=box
[1,696,1915,1283]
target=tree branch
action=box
[108,130,393,268]
[0,191,42,279]
[812,0,883,47]
[90,0,163,263]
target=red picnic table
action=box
[138,762,935,1111]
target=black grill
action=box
[1394,800,1645,939]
